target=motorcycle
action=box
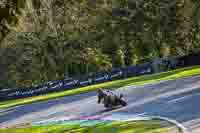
[97,89,127,109]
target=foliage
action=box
[0,0,26,42]
[0,0,200,88]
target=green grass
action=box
[0,66,200,109]
[0,120,173,133]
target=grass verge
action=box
[0,66,200,109]
[0,120,174,133]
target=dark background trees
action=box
[0,0,200,88]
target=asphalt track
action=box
[1,75,200,133]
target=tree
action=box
[0,0,26,42]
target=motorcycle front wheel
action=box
[119,99,127,106]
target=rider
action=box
[97,88,121,106]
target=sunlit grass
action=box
[0,66,200,109]
[0,120,172,133]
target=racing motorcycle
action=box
[97,89,127,109]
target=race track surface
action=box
[1,75,200,133]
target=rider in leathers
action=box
[97,88,121,108]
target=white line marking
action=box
[148,116,189,133]
[168,93,200,104]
